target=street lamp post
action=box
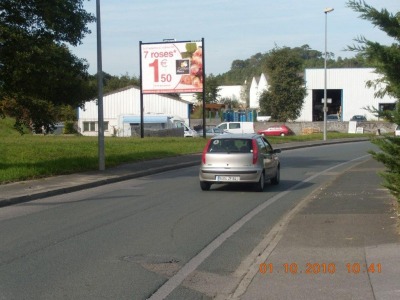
[323,7,334,141]
[96,0,105,170]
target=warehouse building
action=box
[77,86,193,137]
[299,68,397,122]
[247,68,396,121]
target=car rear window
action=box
[208,139,253,153]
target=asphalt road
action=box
[0,141,397,299]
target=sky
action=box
[71,0,399,77]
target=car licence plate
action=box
[216,176,240,181]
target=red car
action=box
[257,125,293,136]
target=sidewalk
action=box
[233,158,400,300]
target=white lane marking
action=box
[147,154,370,300]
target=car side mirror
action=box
[273,149,281,154]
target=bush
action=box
[63,121,78,134]
[369,137,400,202]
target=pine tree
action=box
[347,0,400,201]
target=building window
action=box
[83,121,109,132]
[379,103,395,111]
[83,122,96,132]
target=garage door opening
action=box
[312,89,343,121]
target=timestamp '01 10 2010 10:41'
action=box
[259,263,382,275]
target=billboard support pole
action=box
[139,41,144,138]
[201,38,206,138]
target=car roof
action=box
[210,133,259,140]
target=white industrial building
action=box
[235,68,397,121]
[299,68,397,122]
[77,86,192,137]
[217,85,245,103]
[249,73,268,109]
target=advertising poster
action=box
[140,41,203,94]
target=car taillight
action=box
[252,139,258,164]
[202,140,212,164]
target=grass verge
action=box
[0,135,207,183]
[0,118,371,184]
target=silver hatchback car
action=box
[199,134,281,191]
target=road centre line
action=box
[147,154,371,300]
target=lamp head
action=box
[324,7,334,13]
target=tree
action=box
[259,46,307,122]
[220,97,239,110]
[292,44,325,68]
[86,72,140,95]
[102,73,140,94]
[196,74,221,104]
[240,82,250,108]
[0,0,96,133]
[347,0,400,103]
[347,0,400,202]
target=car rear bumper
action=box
[199,168,262,183]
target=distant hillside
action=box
[215,44,373,86]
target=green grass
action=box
[266,132,370,143]
[0,134,207,183]
[0,117,371,184]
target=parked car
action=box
[199,134,281,192]
[257,125,293,137]
[395,125,400,137]
[350,115,367,122]
[197,127,223,137]
[327,114,340,121]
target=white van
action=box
[171,117,199,137]
[180,123,199,137]
[216,122,255,134]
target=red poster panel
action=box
[140,41,203,94]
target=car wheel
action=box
[200,181,211,191]
[254,172,265,192]
[271,167,280,185]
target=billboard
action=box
[140,40,203,94]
